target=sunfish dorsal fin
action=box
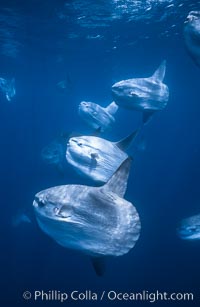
[115,130,138,151]
[105,101,118,115]
[103,157,132,197]
[151,60,166,82]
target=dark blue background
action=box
[0,0,200,306]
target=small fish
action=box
[78,101,118,132]
[177,214,200,240]
[184,11,200,68]
[66,130,138,183]
[33,158,141,275]
[112,61,169,123]
[0,77,16,101]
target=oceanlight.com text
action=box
[22,289,194,303]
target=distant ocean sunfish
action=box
[33,158,141,275]
[0,77,16,101]
[41,134,69,174]
[184,11,200,68]
[112,61,169,123]
[66,131,138,183]
[78,101,118,132]
[177,214,200,240]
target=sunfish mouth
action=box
[33,196,45,208]
[185,11,200,22]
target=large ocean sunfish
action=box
[184,11,200,68]
[112,61,169,123]
[78,100,118,132]
[177,213,200,240]
[66,131,138,183]
[33,158,141,275]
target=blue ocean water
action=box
[1,0,200,306]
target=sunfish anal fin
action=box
[103,157,132,198]
[90,257,106,277]
[115,130,138,151]
[151,60,166,82]
[142,111,155,125]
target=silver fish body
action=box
[177,214,200,240]
[78,101,118,132]
[33,159,141,257]
[184,11,200,67]
[112,77,168,111]
[66,134,133,183]
[112,61,169,123]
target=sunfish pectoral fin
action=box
[115,130,139,151]
[91,153,99,160]
[103,157,132,198]
[151,60,166,82]
[90,257,106,276]
[90,153,98,169]
[105,101,118,115]
[142,111,155,125]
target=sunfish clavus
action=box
[112,61,169,123]
[33,158,141,275]
[66,131,138,183]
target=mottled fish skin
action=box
[33,159,141,257]
[112,61,169,112]
[66,135,128,183]
[177,214,200,240]
[78,101,118,132]
[184,11,200,68]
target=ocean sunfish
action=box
[0,77,16,101]
[41,133,69,174]
[78,101,118,132]
[11,213,31,227]
[177,214,200,240]
[33,158,141,275]
[184,11,200,68]
[112,61,169,123]
[66,131,138,183]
